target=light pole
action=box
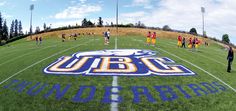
[116,0,118,38]
[201,7,205,37]
[30,4,34,39]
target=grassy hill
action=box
[0,28,235,111]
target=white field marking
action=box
[91,58,100,68]
[66,59,79,68]
[131,38,236,92]
[0,45,57,66]
[111,37,119,111]
[165,41,235,67]
[119,64,125,69]
[0,47,36,56]
[156,47,236,93]
[0,41,91,85]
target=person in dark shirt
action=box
[192,37,196,49]
[227,47,234,72]
[182,37,186,48]
[35,36,38,45]
[39,36,42,44]
[62,34,66,42]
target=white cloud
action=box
[124,0,153,9]
[0,1,6,6]
[79,0,87,4]
[2,12,12,19]
[121,11,146,17]
[120,0,236,43]
[54,4,102,19]
[31,0,37,2]
[50,20,81,28]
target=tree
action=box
[189,28,197,35]
[14,19,18,36]
[135,21,141,27]
[87,20,94,27]
[2,20,8,40]
[163,25,171,31]
[135,21,145,28]
[35,26,40,33]
[126,23,134,27]
[18,21,23,35]
[0,12,3,40]
[10,20,14,38]
[222,34,230,43]
[82,18,88,27]
[97,17,103,27]
[111,22,114,27]
[43,23,46,30]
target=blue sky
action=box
[0,0,236,44]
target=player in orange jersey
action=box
[177,35,182,47]
[151,32,157,46]
[146,31,151,45]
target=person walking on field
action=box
[103,31,108,45]
[188,37,192,48]
[62,34,66,42]
[107,29,110,43]
[181,37,186,48]
[177,35,182,47]
[35,36,39,45]
[146,31,151,45]
[227,47,234,73]
[39,36,42,45]
[151,32,157,46]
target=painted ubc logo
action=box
[44,49,195,76]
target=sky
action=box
[0,0,236,44]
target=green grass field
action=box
[0,35,236,111]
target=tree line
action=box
[0,12,23,43]
[1,15,231,46]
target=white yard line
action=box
[156,47,236,93]
[111,37,119,111]
[132,38,236,92]
[0,45,56,66]
[165,41,235,67]
[0,41,91,85]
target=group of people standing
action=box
[177,35,200,49]
[176,35,234,73]
[61,33,79,42]
[146,31,157,46]
[35,36,42,45]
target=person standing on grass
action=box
[74,33,77,40]
[35,36,39,45]
[195,38,200,49]
[188,37,192,48]
[182,37,186,48]
[146,31,151,45]
[227,47,234,73]
[62,34,66,42]
[103,31,108,45]
[107,29,110,43]
[39,36,42,45]
[177,35,182,47]
[192,37,196,50]
[151,32,157,46]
